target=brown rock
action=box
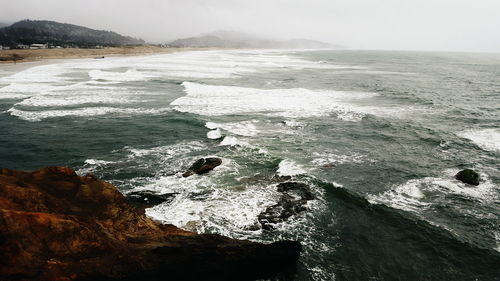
[0,167,301,281]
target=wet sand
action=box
[0,45,198,64]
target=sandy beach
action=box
[0,45,196,63]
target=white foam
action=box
[88,69,156,82]
[329,70,415,75]
[457,129,500,152]
[368,179,430,212]
[160,70,233,79]
[172,82,379,119]
[105,51,263,79]
[311,151,371,167]
[0,83,56,98]
[205,122,219,130]
[84,159,115,165]
[0,80,119,101]
[76,159,115,175]
[206,49,362,70]
[138,62,255,79]
[437,169,498,200]
[8,106,170,121]
[77,141,208,177]
[0,91,30,100]
[219,136,250,147]
[369,169,498,213]
[127,156,279,236]
[142,159,324,237]
[205,120,259,137]
[283,120,305,127]
[207,128,223,139]
[145,182,280,236]
[0,64,71,84]
[127,141,206,159]
[16,94,136,107]
[277,159,307,176]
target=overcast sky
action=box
[1,0,499,52]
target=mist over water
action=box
[4,0,500,52]
[0,49,499,280]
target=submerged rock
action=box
[455,169,480,186]
[272,175,292,183]
[182,157,222,177]
[0,167,301,281]
[258,181,315,230]
[277,182,315,200]
[126,190,177,210]
[239,174,291,185]
[258,195,308,230]
[187,190,214,201]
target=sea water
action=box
[0,49,499,280]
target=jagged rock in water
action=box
[237,174,291,185]
[455,169,480,186]
[187,190,213,201]
[272,175,292,183]
[182,157,222,177]
[277,182,315,200]
[126,190,177,210]
[0,166,301,281]
[258,195,308,230]
[258,182,315,230]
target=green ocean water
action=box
[0,50,499,280]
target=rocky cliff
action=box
[0,167,301,281]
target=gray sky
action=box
[1,0,500,52]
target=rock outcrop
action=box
[0,167,301,281]
[126,190,177,210]
[258,182,315,230]
[455,169,480,186]
[182,157,222,177]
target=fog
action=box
[1,0,499,52]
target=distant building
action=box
[2,46,10,50]
[17,44,29,49]
[0,46,3,50]
[30,43,48,49]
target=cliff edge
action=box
[0,167,301,281]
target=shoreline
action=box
[0,166,301,280]
[0,45,208,64]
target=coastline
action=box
[0,45,205,64]
[0,166,301,281]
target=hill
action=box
[168,35,243,48]
[0,20,145,47]
[169,30,338,49]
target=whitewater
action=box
[0,49,499,280]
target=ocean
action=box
[0,49,499,280]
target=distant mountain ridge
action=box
[169,30,338,49]
[0,20,144,47]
